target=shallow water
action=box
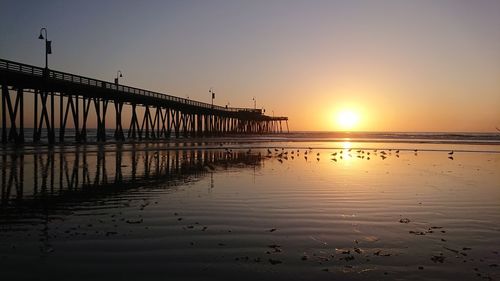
[0,141,499,281]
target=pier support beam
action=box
[1,86,24,143]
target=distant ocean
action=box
[12,129,500,145]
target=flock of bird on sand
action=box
[228,147,456,162]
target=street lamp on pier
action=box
[115,70,123,85]
[252,97,256,109]
[38,27,52,69]
[209,88,215,108]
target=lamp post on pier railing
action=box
[209,88,215,108]
[38,27,52,69]
[252,97,256,109]
[115,70,123,85]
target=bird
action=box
[448,156,454,160]
[316,152,320,156]
[332,152,337,156]
[448,151,454,155]
[395,150,399,154]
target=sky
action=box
[1,0,500,132]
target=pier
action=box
[0,58,289,144]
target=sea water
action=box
[0,133,499,280]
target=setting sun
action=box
[336,110,359,130]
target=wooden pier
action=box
[0,58,289,144]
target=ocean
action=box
[0,132,499,280]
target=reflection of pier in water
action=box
[1,146,263,208]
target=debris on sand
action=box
[126,219,143,224]
[399,218,411,223]
[443,246,460,254]
[268,258,283,265]
[340,255,355,261]
[373,250,391,257]
[267,244,282,253]
[431,255,445,263]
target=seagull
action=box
[448,151,454,155]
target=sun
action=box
[336,110,359,130]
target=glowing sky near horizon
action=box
[1,0,499,132]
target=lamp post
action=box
[38,27,52,69]
[115,70,123,85]
[252,97,256,109]
[209,88,215,108]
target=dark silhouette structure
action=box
[0,146,263,207]
[0,58,289,144]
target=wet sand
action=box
[0,142,499,280]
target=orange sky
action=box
[1,1,500,132]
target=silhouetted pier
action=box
[0,58,289,144]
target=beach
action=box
[1,135,499,280]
